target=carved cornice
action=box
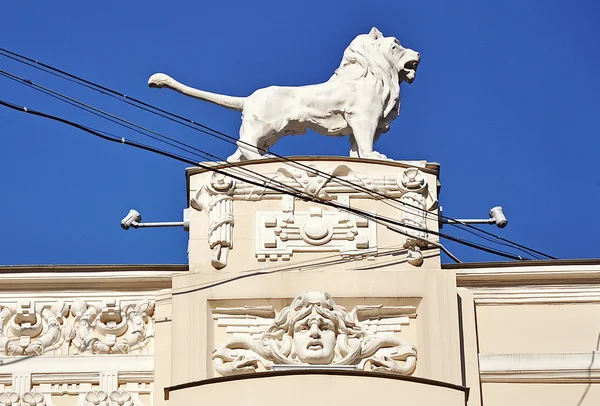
[0,355,153,376]
[453,261,600,288]
[479,352,600,383]
[0,265,186,273]
[185,157,440,177]
[465,285,600,305]
[0,266,182,292]
[185,158,440,205]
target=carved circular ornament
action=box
[209,173,235,194]
[398,168,425,190]
[9,313,43,337]
[300,218,333,245]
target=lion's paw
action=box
[365,151,389,160]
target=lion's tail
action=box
[148,73,244,111]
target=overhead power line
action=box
[0,48,556,259]
[0,52,557,261]
[0,48,555,261]
[0,54,442,221]
[0,97,536,262]
[170,245,428,297]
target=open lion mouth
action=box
[401,59,420,84]
[404,60,419,70]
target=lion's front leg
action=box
[348,119,387,159]
[370,131,387,159]
[349,136,359,158]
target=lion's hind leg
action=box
[226,148,245,163]
[232,119,273,162]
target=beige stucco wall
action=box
[160,158,600,406]
[4,159,600,406]
[482,383,600,406]
[151,158,469,406]
[0,265,179,406]
[477,304,600,353]
[454,261,600,406]
[166,373,467,406]
[163,267,461,386]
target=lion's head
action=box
[333,27,420,117]
[379,34,421,85]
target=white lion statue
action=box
[148,27,420,162]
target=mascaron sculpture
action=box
[212,292,417,376]
[149,27,420,162]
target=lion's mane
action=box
[331,33,401,119]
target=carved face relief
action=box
[293,310,336,364]
[212,291,418,377]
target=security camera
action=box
[121,209,141,230]
[489,206,507,228]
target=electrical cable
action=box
[450,223,544,260]
[445,220,553,259]
[1,68,412,223]
[0,69,210,162]
[0,63,437,222]
[0,47,556,260]
[0,73,545,263]
[0,69,306,202]
[0,67,441,229]
[0,97,531,261]
[171,245,431,297]
[0,48,556,259]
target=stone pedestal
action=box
[155,158,465,405]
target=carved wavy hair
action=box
[262,292,366,365]
[331,32,401,119]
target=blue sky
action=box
[0,1,598,265]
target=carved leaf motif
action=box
[0,299,154,356]
[84,391,108,406]
[22,392,45,406]
[70,300,87,317]
[0,392,20,406]
[109,391,132,406]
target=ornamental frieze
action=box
[212,292,417,376]
[0,299,154,356]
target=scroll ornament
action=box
[0,300,154,356]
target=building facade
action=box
[1,158,599,405]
